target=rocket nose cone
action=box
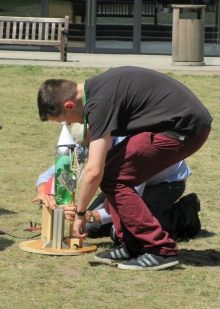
[57,123,76,146]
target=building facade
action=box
[0,0,219,56]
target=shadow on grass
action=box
[176,229,216,243]
[0,238,15,251]
[90,249,220,269]
[0,207,17,215]
[179,248,220,267]
[89,240,114,248]
[197,229,216,239]
[89,261,117,267]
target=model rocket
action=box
[55,122,76,205]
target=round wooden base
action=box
[19,239,97,256]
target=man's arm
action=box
[32,164,57,208]
[64,200,113,224]
[35,164,55,188]
[73,133,111,238]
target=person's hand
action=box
[61,204,87,238]
[74,214,87,239]
[32,183,57,209]
[60,204,77,221]
[32,193,57,209]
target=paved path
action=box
[0,50,220,74]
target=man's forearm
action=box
[85,210,101,223]
[36,182,47,194]
[85,208,112,224]
[77,167,103,213]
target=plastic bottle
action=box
[55,122,76,205]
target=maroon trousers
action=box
[100,127,210,256]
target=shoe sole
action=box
[118,260,179,270]
[94,255,126,265]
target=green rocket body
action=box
[55,123,76,205]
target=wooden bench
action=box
[72,1,158,25]
[0,16,69,62]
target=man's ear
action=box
[64,101,75,109]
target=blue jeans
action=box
[142,181,186,235]
[87,180,186,239]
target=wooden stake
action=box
[40,204,53,246]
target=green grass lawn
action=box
[0,65,220,309]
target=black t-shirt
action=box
[84,66,212,141]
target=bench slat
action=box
[0,16,68,23]
[0,21,3,39]
[12,21,17,39]
[38,23,43,40]
[58,23,62,41]
[51,22,56,40]
[0,39,62,46]
[25,22,29,40]
[32,22,36,39]
[6,21,10,39]
[45,22,49,40]
[19,22,23,39]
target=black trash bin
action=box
[171,4,206,66]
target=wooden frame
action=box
[0,16,69,61]
[19,204,97,255]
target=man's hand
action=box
[61,205,87,238]
[60,204,77,221]
[32,182,57,209]
[74,215,87,239]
